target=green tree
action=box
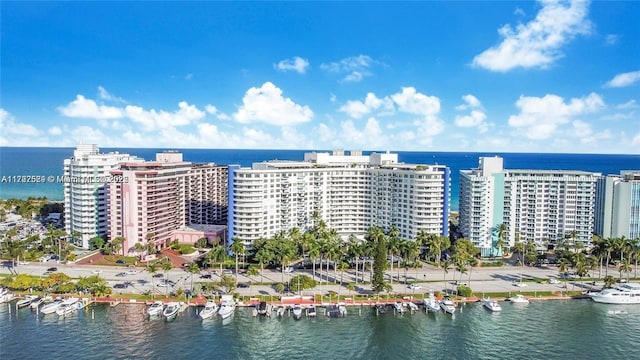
[230,237,245,285]
[89,236,105,251]
[146,263,159,298]
[161,260,173,297]
[289,274,317,293]
[369,227,388,294]
[217,274,236,294]
[185,262,200,292]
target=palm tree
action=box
[161,261,173,297]
[495,223,508,259]
[210,245,228,276]
[387,226,400,283]
[619,258,632,281]
[146,263,158,298]
[254,248,272,284]
[230,237,245,285]
[308,241,321,282]
[186,262,200,294]
[247,266,259,282]
[558,258,570,289]
[112,236,126,257]
[441,259,452,292]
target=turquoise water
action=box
[2,300,639,359]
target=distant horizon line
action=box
[0,146,637,157]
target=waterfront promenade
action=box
[0,259,601,301]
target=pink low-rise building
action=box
[173,224,227,247]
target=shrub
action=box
[456,285,473,297]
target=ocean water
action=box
[1,147,638,211]
[1,300,639,360]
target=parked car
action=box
[222,269,233,275]
[115,259,126,264]
[152,273,164,278]
[284,267,294,273]
[116,272,126,277]
[113,283,128,289]
[200,274,212,279]
[126,270,137,275]
[46,267,58,272]
[238,283,250,288]
[548,278,561,284]
[408,284,422,290]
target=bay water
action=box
[2,299,639,359]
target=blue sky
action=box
[1,1,638,153]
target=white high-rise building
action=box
[595,171,640,239]
[460,156,601,256]
[228,150,450,249]
[64,144,143,249]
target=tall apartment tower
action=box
[228,150,450,249]
[460,156,601,256]
[63,144,142,249]
[108,152,228,253]
[595,171,640,239]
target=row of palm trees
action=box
[590,236,640,280]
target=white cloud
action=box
[455,94,483,111]
[339,92,393,119]
[97,86,126,103]
[48,126,62,136]
[472,0,591,72]
[233,82,313,126]
[604,71,640,88]
[205,105,218,115]
[274,56,310,74]
[508,92,605,139]
[455,94,489,132]
[391,87,440,116]
[58,95,124,119]
[321,55,377,82]
[0,108,41,139]
[605,34,619,46]
[124,101,205,131]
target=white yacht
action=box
[30,297,46,310]
[163,302,180,319]
[307,305,317,317]
[16,295,39,308]
[147,301,164,317]
[440,296,456,314]
[482,298,502,312]
[407,302,419,312]
[590,283,640,304]
[218,295,236,319]
[0,288,14,303]
[40,299,64,314]
[423,292,440,313]
[508,294,530,304]
[199,300,219,320]
[56,297,79,316]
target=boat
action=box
[393,302,405,313]
[275,306,285,317]
[40,299,64,314]
[0,289,14,303]
[590,283,640,304]
[508,294,530,304]
[163,302,180,319]
[16,295,39,308]
[147,301,164,317]
[482,297,502,312]
[407,302,419,312]
[30,297,45,310]
[199,300,219,320]
[292,304,303,319]
[256,301,269,316]
[218,295,236,319]
[423,292,440,313]
[56,297,79,316]
[307,305,316,317]
[375,304,387,314]
[326,304,347,318]
[440,296,456,314]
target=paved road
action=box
[1,260,602,298]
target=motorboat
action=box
[482,298,502,312]
[16,295,39,308]
[590,283,640,304]
[199,300,219,320]
[30,297,46,310]
[163,302,181,319]
[407,302,419,312]
[218,295,236,319]
[56,297,79,316]
[508,294,530,304]
[292,304,303,319]
[375,304,387,314]
[256,301,269,316]
[326,304,347,318]
[275,306,285,317]
[393,302,405,314]
[440,296,456,314]
[307,305,317,317]
[147,301,165,317]
[423,292,440,313]
[40,299,64,314]
[0,290,14,304]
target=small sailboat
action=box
[199,300,219,320]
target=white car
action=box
[126,270,137,275]
[513,281,528,287]
[92,270,103,274]
[284,267,294,273]
[408,284,422,290]
[548,278,561,284]
[19,260,29,265]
